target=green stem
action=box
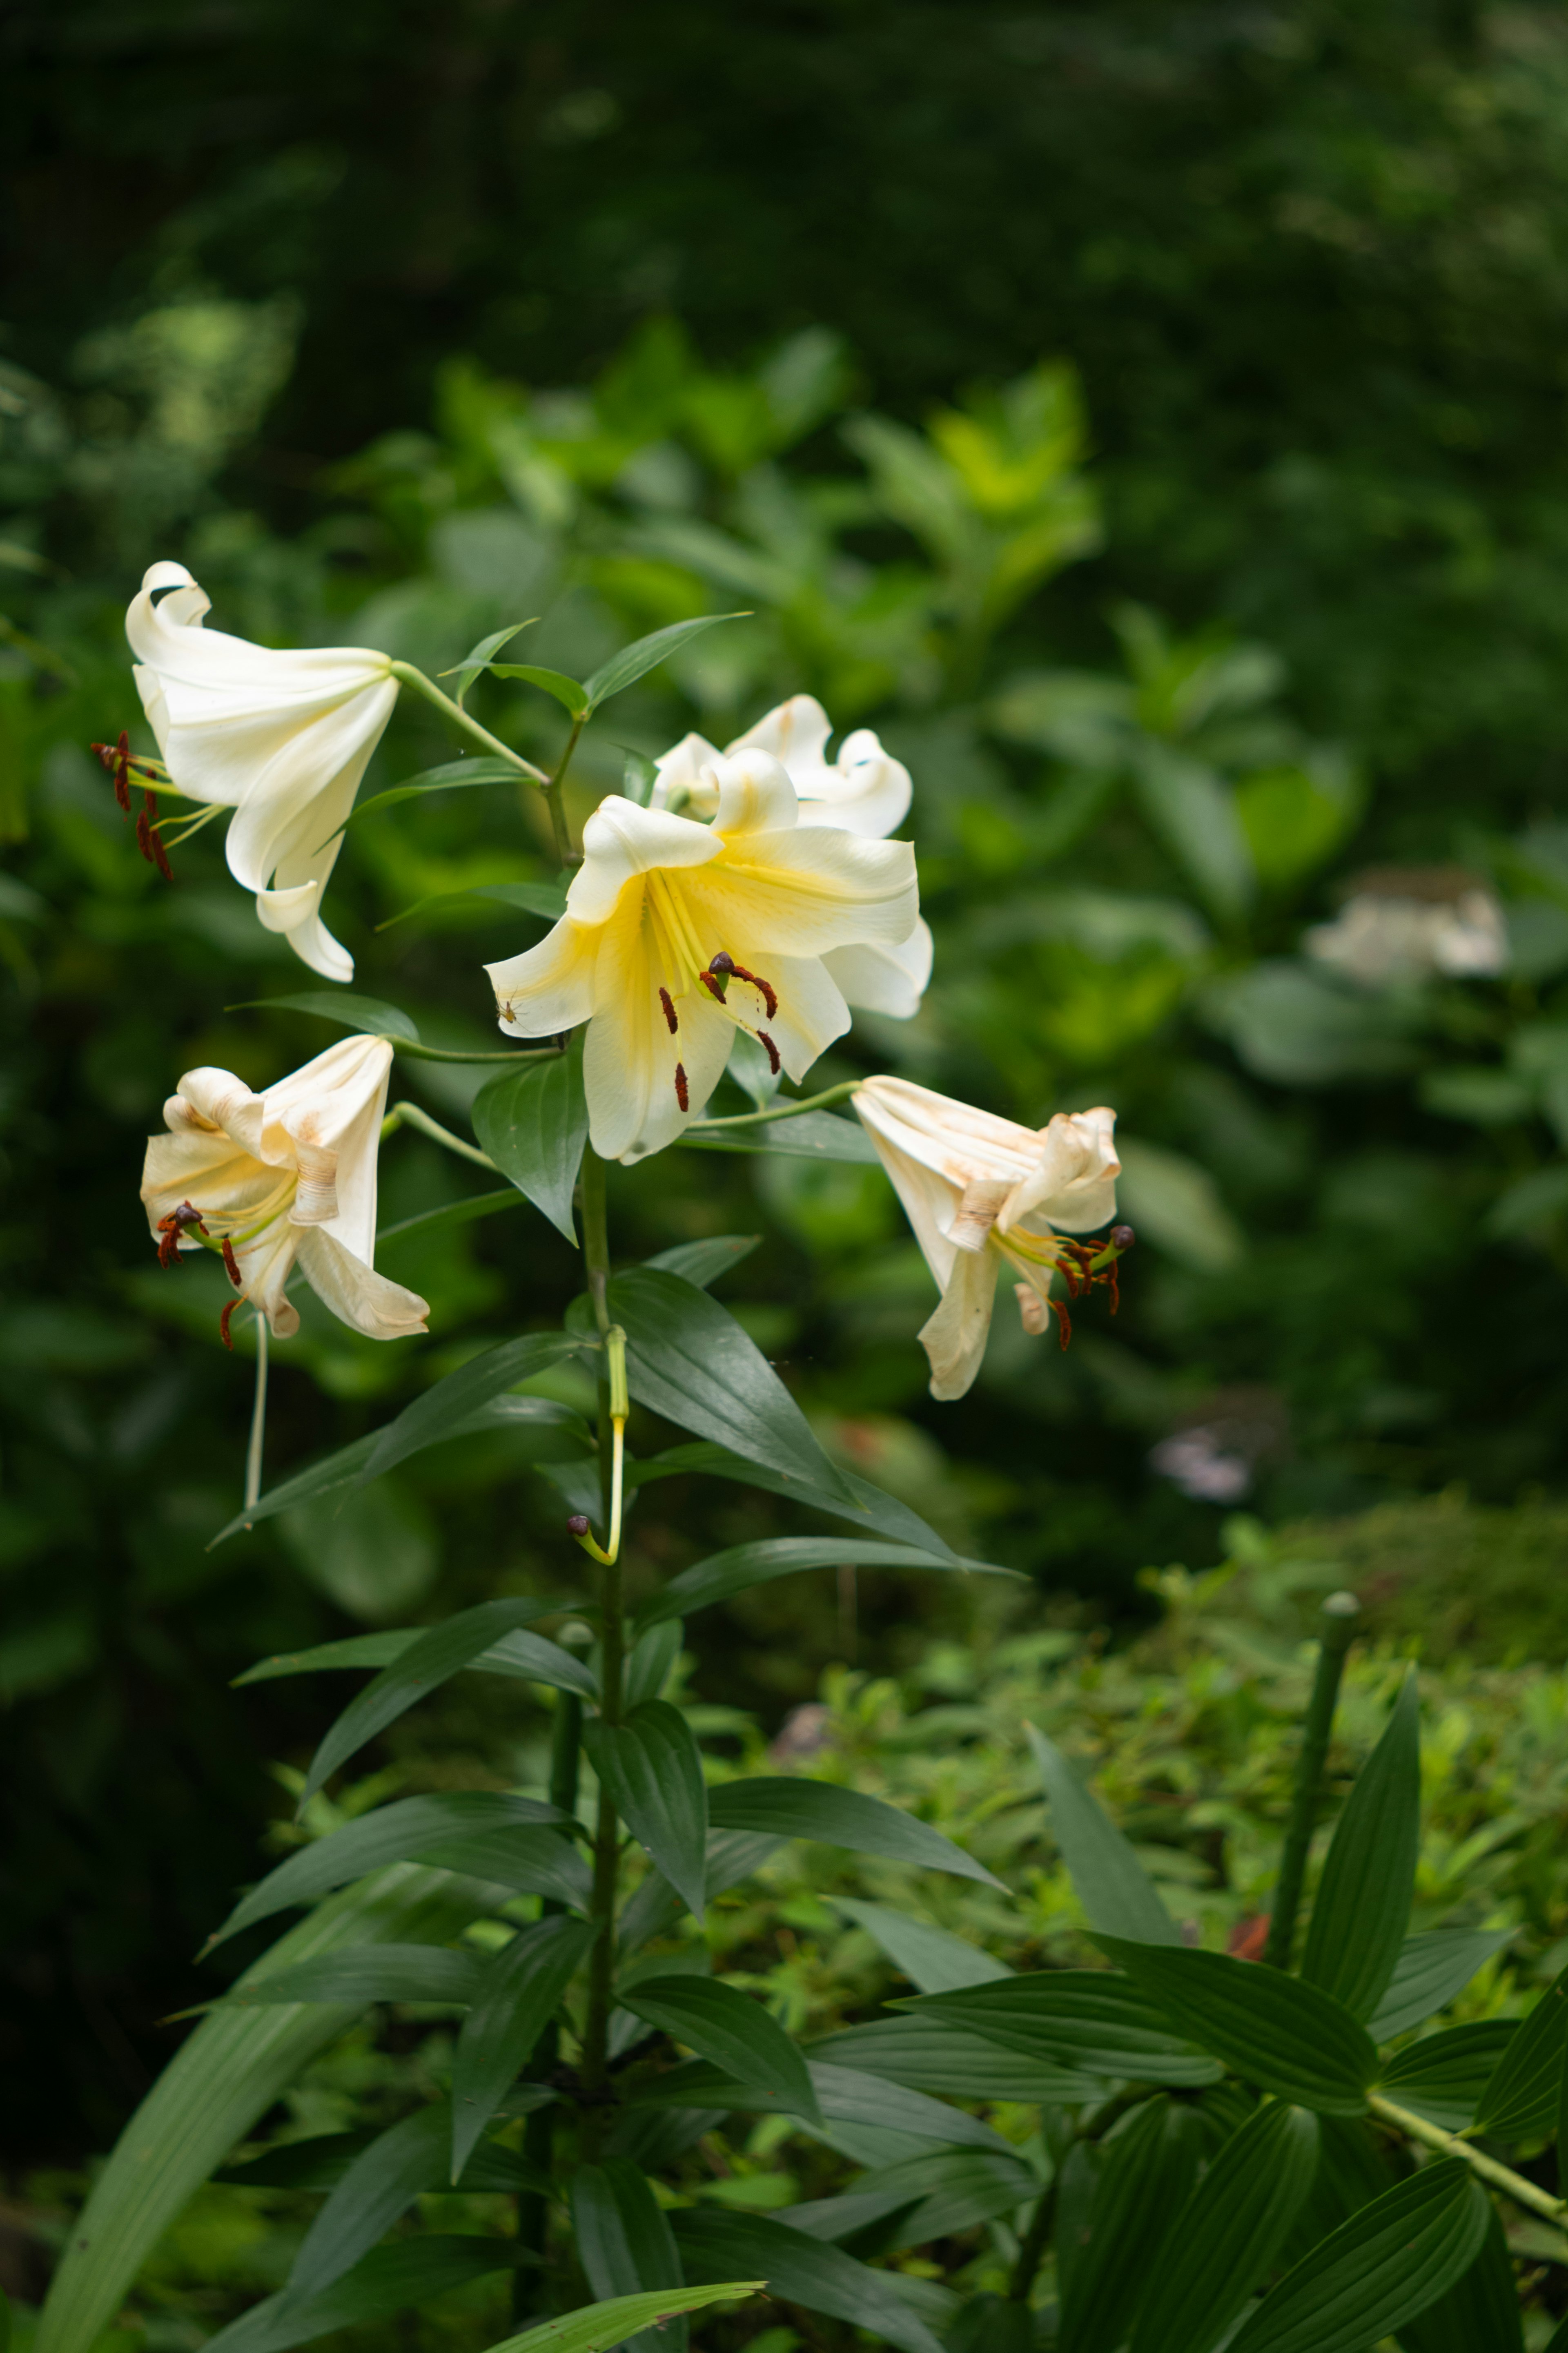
[546,716,585,870]
[388,660,551,785]
[243,1318,269,1514]
[512,1689,584,2317]
[576,1149,624,2142]
[1263,1592,1360,1971]
[684,1079,860,1134]
[1369,2094,1568,2231]
[381,1100,497,1170]
[388,1039,565,1067]
[1007,2175,1058,2302]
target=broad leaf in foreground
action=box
[451,1914,599,2176]
[1300,1670,1420,2022]
[1472,1958,1568,2138]
[488,2284,765,2353]
[586,1702,709,1922]
[202,2236,522,2353]
[1095,1936,1377,2113]
[905,1972,1222,2086]
[472,1037,590,1242]
[673,2206,946,2353]
[1377,2021,1515,2132]
[1365,1928,1511,2043]
[1127,2099,1320,2353]
[708,1776,1004,1888]
[570,2161,688,2353]
[1059,2098,1200,2353]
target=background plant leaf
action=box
[1301,1671,1421,2021]
[1026,1722,1180,1945]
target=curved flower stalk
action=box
[654,694,933,1019]
[485,750,920,1162]
[140,1035,428,1345]
[127,562,399,980]
[852,1074,1123,1399]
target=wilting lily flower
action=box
[485,751,920,1162]
[127,562,399,980]
[654,695,932,1020]
[852,1075,1122,1400]
[140,1035,428,1345]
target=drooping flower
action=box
[484,751,920,1162]
[852,1075,1122,1400]
[126,562,399,980]
[140,1035,428,1345]
[653,695,932,1019]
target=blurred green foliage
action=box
[8,0,1568,2183]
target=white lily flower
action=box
[852,1075,1121,1401]
[484,751,920,1163]
[126,561,399,981]
[141,1034,428,1345]
[653,695,932,1020]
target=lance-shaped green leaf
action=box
[1060,2099,1201,2353]
[33,1865,498,2353]
[585,1701,708,1921]
[439,620,536,705]
[1472,1958,1568,2137]
[229,991,419,1039]
[301,1598,566,1801]
[570,2162,687,2353]
[939,2297,1034,2353]
[212,1944,485,2010]
[1127,2100,1320,2353]
[1301,1670,1421,2021]
[218,2133,379,2191]
[1026,1723,1180,1946]
[607,1267,857,1503]
[638,1535,1013,1632]
[206,1793,583,1948]
[361,1331,590,1481]
[622,1620,682,1709]
[488,2285,766,2353]
[644,1234,760,1288]
[832,1897,1012,1992]
[1094,1936,1378,2113]
[708,1776,1003,1889]
[681,1109,880,1162]
[628,2056,1010,2150]
[1377,2022,1515,2132]
[673,2207,945,2353]
[902,1972,1222,2086]
[620,1974,822,2124]
[1366,1927,1512,2043]
[582,613,750,711]
[615,1829,782,1958]
[807,2015,1107,2102]
[286,2100,543,2298]
[628,1438,960,1558]
[201,2237,523,2353]
[451,1914,598,2177]
[1225,2160,1491,2353]
[236,1621,597,1701]
[826,2145,1041,2251]
[334,756,523,837]
[472,1036,590,1242]
[482,661,588,715]
[1397,2206,1524,2353]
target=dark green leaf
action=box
[615,1830,782,1958]
[228,992,419,1041]
[570,2161,686,2353]
[905,1972,1224,2087]
[628,2055,1007,2150]
[832,1898,1012,1992]
[806,2016,1107,2103]
[361,1332,590,1481]
[637,1536,1013,1634]
[288,2103,452,2295]
[672,2208,945,2353]
[213,1945,483,2010]
[1367,1929,1512,2043]
[1060,2099,1201,2353]
[681,1110,880,1162]
[1378,2023,1516,2132]
[471,1038,589,1242]
[585,1701,708,1921]
[235,1613,597,1699]
[301,1598,565,1801]
[644,1234,761,1288]
[708,1776,1003,1889]
[621,1620,682,1709]
[621,1974,821,2123]
[439,620,536,705]
[217,2132,378,2191]
[1094,1936,1377,2113]
[1301,1671,1421,2021]
[235,1632,413,1684]
[377,1186,523,1247]
[583,613,750,710]
[451,1915,598,2176]
[836,2146,1040,2250]
[477,1626,600,1699]
[1397,2207,1524,2353]
[206,1793,582,1947]
[1472,1958,1568,2137]
[1026,1723,1180,1947]
[487,661,589,715]
[1225,2161,1491,2353]
[489,2286,766,2353]
[201,2237,521,2353]
[608,1267,856,1503]
[628,1439,961,1559]
[336,756,523,836]
[1127,2101,1321,2353]
[942,2297,1035,2353]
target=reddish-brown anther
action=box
[674,1061,689,1112]
[726,960,777,1020]
[659,987,678,1035]
[156,1200,208,1267]
[757,1028,781,1075]
[1053,1294,1074,1351]
[218,1299,238,1350]
[220,1236,243,1286]
[136,789,174,880]
[91,731,134,814]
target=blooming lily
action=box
[852,1075,1122,1400]
[126,561,399,980]
[140,1035,428,1345]
[484,750,920,1162]
[654,695,932,1019]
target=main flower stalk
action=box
[577,1146,626,2146]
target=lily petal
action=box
[296,1229,429,1340]
[566,796,722,926]
[822,918,933,1019]
[918,1244,1000,1401]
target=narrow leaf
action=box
[831,2145,1040,2250]
[586,1701,708,1921]
[672,2207,946,2353]
[905,1974,1221,2087]
[335,756,524,838]
[629,1438,961,1559]
[570,2161,686,2353]
[681,1109,880,1163]
[1378,2022,1515,2132]
[708,1776,1004,1889]
[218,2132,377,2192]
[487,661,589,715]
[361,1332,589,1481]
[1225,2161,1491,2353]
[621,1975,821,2123]
[1095,1935,1377,2114]
[833,1897,1012,1992]
[1472,1958,1568,2137]
[1026,1723,1179,1946]
[439,619,536,704]
[1127,2101,1320,2353]
[622,1620,682,1710]
[1060,2099,1200,2353]
[471,1037,590,1242]
[1366,1928,1511,2043]
[807,2016,1108,2103]
[376,878,567,933]
[1301,1670,1421,2021]
[639,1536,1012,1633]
[628,2055,1009,2150]
[608,1267,856,1503]
[583,613,750,711]
[644,1233,761,1288]
[451,1915,598,2177]
[288,2103,452,2296]
[213,1946,483,2010]
[201,2237,521,2353]
[1397,2206,1525,2353]
[236,1615,597,1699]
[229,991,419,1041]
[487,2285,766,2353]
